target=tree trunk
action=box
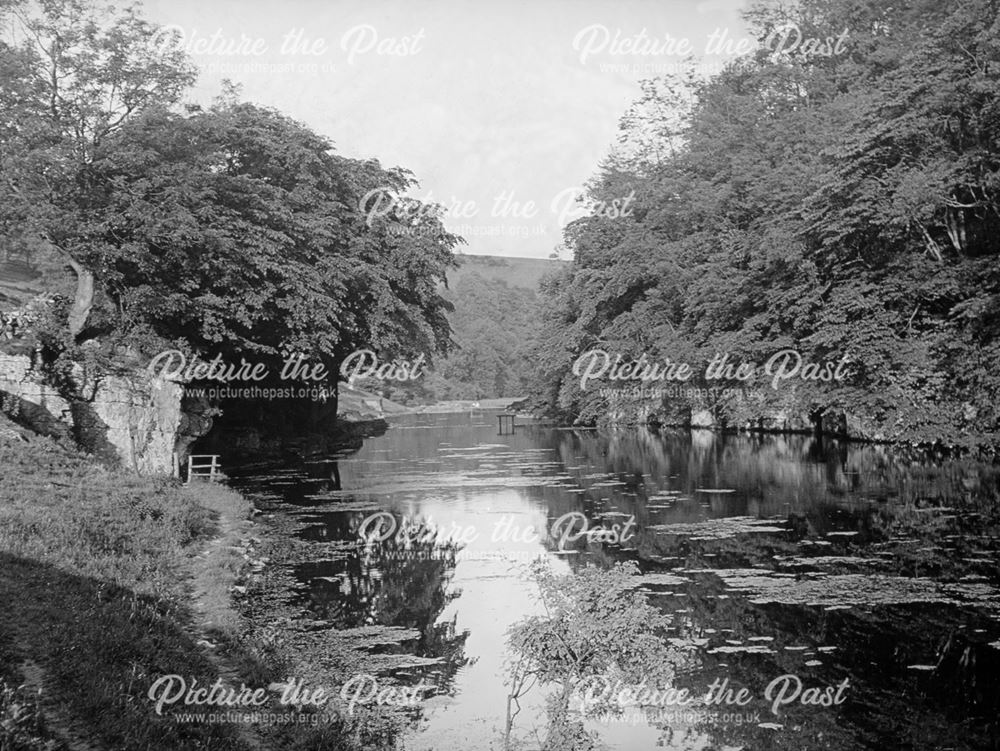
[64,255,94,338]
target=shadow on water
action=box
[233,412,1000,750]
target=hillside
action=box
[446,254,565,291]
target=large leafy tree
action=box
[83,101,458,371]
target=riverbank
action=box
[0,413,271,749]
[0,415,403,750]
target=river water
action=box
[236,411,1000,750]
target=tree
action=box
[0,0,196,338]
[78,100,460,377]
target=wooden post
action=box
[498,414,516,435]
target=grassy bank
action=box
[0,415,409,751]
[0,415,259,750]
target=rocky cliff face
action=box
[0,353,206,475]
[0,353,73,442]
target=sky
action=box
[142,0,750,259]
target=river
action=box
[234,411,1000,750]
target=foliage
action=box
[80,101,458,370]
[504,561,676,750]
[527,0,1000,446]
[0,0,197,337]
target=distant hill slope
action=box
[446,254,566,291]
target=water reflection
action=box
[235,413,1000,750]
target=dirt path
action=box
[183,482,268,751]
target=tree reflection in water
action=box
[296,511,471,695]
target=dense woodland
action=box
[526,0,1000,447]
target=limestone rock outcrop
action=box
[0,353,207,475]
